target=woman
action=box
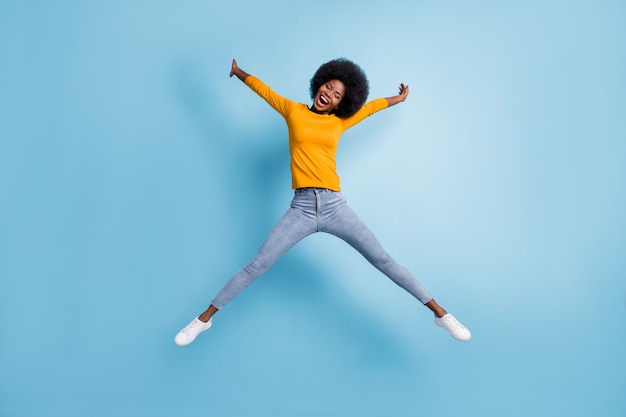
[174,58,471,346]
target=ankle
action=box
[425,300,447,318]
[198,313,211,323]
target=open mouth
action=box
[318,95,329,106]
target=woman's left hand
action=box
[397,83,409,101]
[385,83,410,107]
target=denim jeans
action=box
[211,188,433,309]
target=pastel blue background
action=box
[1,1,625,416]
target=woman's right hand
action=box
[229,59,239,78]
[229,59,250,82]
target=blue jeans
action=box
[211,188,433,309]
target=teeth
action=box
[320,96,328,105]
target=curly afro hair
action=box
[310,58,369,119]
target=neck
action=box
[308,105,333,115]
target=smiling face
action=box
[311,79,346,114]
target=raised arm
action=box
[229,59,295,117]
[229,59,250,82]
[341,83,409,129]
[384,83,409,107]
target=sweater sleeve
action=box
[244,75,296,118]
[341,98,389,130]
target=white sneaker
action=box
[174,318,212,346]
[435,313,471,342]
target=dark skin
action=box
[197,59,448,324]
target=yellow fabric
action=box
[245,75,388,191]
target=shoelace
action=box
[182,320,203,335]
[441,315,464,331]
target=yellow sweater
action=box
[245,75,388,191]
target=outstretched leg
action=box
[323,201,471,341]
[175,200,316,346]
[323,203,433,304]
